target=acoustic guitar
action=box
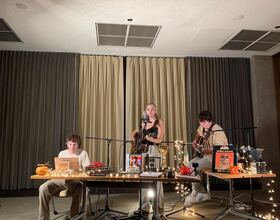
[193,136,210,158]
[193,123,214,158]
[130,130,148,154]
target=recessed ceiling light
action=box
[16,3,28,9]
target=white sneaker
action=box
[128,202,151,217]
[183,190,198,208]
[128,208,149,217]
[191,190,199,197]
[141,202,151,213]
[195,192,211,203]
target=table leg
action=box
[229,179,234,207]
[250,178,256,216]
[214,180,233,220]
[152,181,161,220]
[213,179,262,220]
[206,173,210,193]
[215,206,231,220]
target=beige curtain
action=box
[126,57,188,168]
[79,55,124,171]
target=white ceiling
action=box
[1,0,280,58]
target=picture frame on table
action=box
[126,154,142,173]
[212,145,237,173]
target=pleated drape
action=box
[0,52,257,190]
[126,57,187,168]
[79,55,124,171]
[186,57,254,146]
[0,51,79,189]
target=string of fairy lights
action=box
[238,146,278,219]
[174,140,191,199]
[256,179,278,220]
[174,139,197,216]
[173,141,279,219]
[43,140,278,218]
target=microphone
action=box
[142,112,150,123]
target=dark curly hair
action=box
[66,134,81,147]
[198,111,213,122]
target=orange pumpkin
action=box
[230,165,239,174]
[36,166,49,175]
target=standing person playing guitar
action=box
[184,110,228,208]
[129,103,166,219]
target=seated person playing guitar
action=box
[184,110,228,208]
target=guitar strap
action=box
[202,122,215,145]
[192,122,216,158]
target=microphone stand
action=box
[86,136,130,219]
[86,137,132,167]
[227,126,257,146]
[161,141,192,145]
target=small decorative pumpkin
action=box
[36,165,49,175]
[230,165,239,174]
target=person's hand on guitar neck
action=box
[192,140,199,150]
[192,138,204,158]
[192,133,202,150]
[192,135,212,155]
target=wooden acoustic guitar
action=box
[193,124,214,158]
[193,136,210,158]
[130,130,148,154]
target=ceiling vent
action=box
[96,23,161,48]
[220,29,280,52]
[0,18,22,42]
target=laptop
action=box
[54,157,80,171]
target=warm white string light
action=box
[256,177,278,220]
[174,140,184,167]
[174,139,193,216]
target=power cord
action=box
[253,198,280,205]
[163,198,184,212]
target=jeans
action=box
[188,154,212,193]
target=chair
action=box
[51,189,71,219]
[51,188,94,220]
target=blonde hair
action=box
[146,102,157,109]
[145,102,159,121]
